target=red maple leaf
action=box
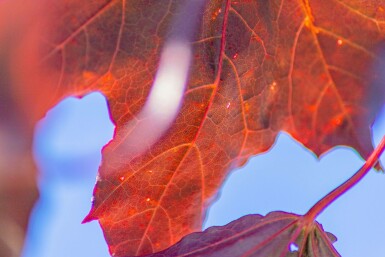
[142,212,340,257]
[1,0,385,256]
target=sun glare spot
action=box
[212,8,222,20]
[304,16,312,28]
[146,198,151,202]
[337,39,343,46]
[115,40,191,160]
[226,102,231,109]
[307,104,316,112]
[289,243,299,252]
[244,102,250,113]
[147,41,191,117]
[333,117,342,126]
[82,71,96,82]
[119,176,125,181]
[269,81,277,91]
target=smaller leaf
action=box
[140,211,339,257]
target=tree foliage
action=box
[1,0,385,256]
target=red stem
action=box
[304,135,385,221]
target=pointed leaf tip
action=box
[82,212,96,224]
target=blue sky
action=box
[22,92,385,257]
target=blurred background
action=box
[21,92,385,257]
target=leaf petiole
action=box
[304,135,385,222]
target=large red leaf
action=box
[3,0,385,256]
[143,135,385,257]
[142,212,339,257]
